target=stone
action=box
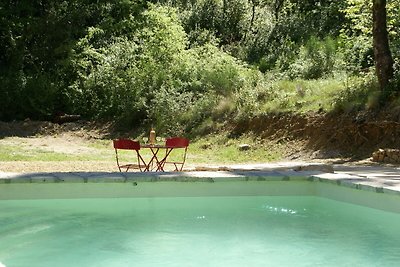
[238,144,251,151]
[372,148,400,163]
[372,151,380,162]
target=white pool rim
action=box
[1,170,400,214]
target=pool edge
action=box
[1,168,400,198]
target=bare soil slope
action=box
[233,111,400,161]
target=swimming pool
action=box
[1,178,400,267]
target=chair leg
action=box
[115,149,122,172]
[179,147,188,171]
[172,163,185,171]
[136,151,146,172]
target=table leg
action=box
[146,147,163,171]
[157,148,174,171]
[136,151,147,172]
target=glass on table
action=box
[156,136,166,144]
[142,137,148,144]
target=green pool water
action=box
[1,196,400,267]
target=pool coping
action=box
[1,162,400,198]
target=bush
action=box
[67,4,262,135]
[0,71,59,121]
[286,36,342,79]
[333,73,379,112]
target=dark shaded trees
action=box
[372,0,394,91]
[0,0,146,121]
[1,0,399,123]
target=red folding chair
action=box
[162,137,189,171]
[113,139,146,172]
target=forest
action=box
[1,0,399,135]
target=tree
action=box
[372,0,393,90]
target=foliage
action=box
[339,0,374,73]
[248,1,346,71]
[67,4,258,135]
[0,0,399,135]
[233,77,349,116]
[69,4,188,124]
[0,0,146,121]
[332,73,379,113]
[340,0,400,74]
[286,36,342,79]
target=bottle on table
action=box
[149,128,156,145]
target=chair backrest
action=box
[165,137,189,148]
[113,139,140,150]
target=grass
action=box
[0,132,284,166]
[0,139,113,162]
[258,78,347,114]
[0,74,391,169]
[188,133,283,164]
[0,144,72,161]
[236,75,382,119]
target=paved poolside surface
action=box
[1,161,400,196]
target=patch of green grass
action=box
[0,133,284,165]
[260,78,346,113]
[87,139,112,149]
[0,141,113,162]
[0,144,73,161]
[187,133,283,164]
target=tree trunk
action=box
[372,0,393,91]
[273,0,285,20]
[243,0,257,42]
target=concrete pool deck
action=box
[1,161,400,197]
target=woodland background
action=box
[1,0,399,136]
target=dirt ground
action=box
[0,120,117,173]
[233,110,400,161]
[1,112,399,173]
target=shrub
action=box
[333,73,379,112]
[286,36,341,79]
[67,4,262,135]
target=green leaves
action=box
[1,0,399,126]
[65,3,261,134]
